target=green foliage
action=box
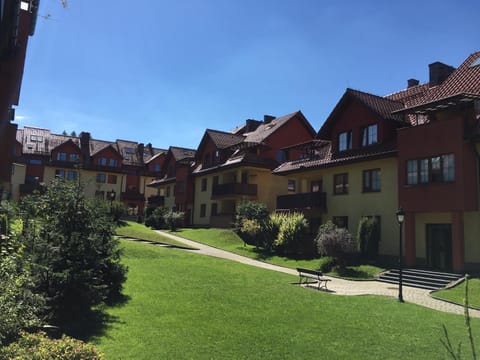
[315,221,356,266]
[274,212,310,255]
[163,211,185,231]
[110,201,127,223]
[145,207,168,229]
[318,256,337,273]
[0,236,45,346]
[19,179,127,322]
[357,217,380,259]
[0,331,105,359]
[234,201,269,231]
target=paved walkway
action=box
[155,231,480,318]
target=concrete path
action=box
[156,231,480,318]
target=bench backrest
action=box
[296,268,323,276]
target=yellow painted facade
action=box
[193,166,289,226]
[464,212,480,265]
[280,157,399,256]
[10,163,26,200]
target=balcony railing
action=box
[121,191,145,202]
[147,195,165,207]
[19,183,45,194]
[276,192,327,211]
[211,183,257,199]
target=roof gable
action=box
[318,88,405,139]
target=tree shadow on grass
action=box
[59,293,131,342]
[333,266,370,279]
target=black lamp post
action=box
[108,190,116,213]
[396,208,405,303]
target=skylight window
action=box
[124,147,135,154]
[470,55,480,68]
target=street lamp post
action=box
[396,208,405,303]
[108,190,116,213]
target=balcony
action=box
[147,195,165,207]
[276,192,327,211]
[211,183,257,199]
[121,191,145,202]
[19,183,45,195]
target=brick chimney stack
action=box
[407,79,419,88]
[429,62,455,86]
[79,132,91,165]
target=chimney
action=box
[264,115,275,124]
[407,79,419,88]
[429,62,455,86]
[245,119,262,132]
[137,143,145,164]
[79,132,91,165]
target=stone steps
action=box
[377,268,463,290]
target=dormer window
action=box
[57,152,67,161]
[98,157,107,166]
[69,153,79,162]
[338,131,352,152]
[361,124,378,147]
[125,147,135,155]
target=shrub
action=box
[318,256,337,273]
[274,212,310,255]
[234,201,269,232]
[315,221,356,267]
[110,201,127,223]
[261,212,286,251]
[0,331,105,359]
[357,217,380,259]
[19,179,127,323]
[163,211,185,231]
[145,207,168,229]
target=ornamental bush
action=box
[0,331,105,360]
[357,216,380,259]
[234,201,270,246]
[274,212,310,255]
[315,221,356,266]
[163,211,185,231]
[145,207,168,229]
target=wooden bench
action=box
[296,268,331,290]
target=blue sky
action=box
[16,0,480,150]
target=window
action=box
[419,159,429,184]
[311,180,322,193]
[95,190,105,200]
[406,154,455,185]
[28,159,42,165]
[276,149,287,162]
[407,160,418,185]
[30,135,43,142]
[55,169,65,179]
[69,153,80,162]
[363,169,381,192]
[361,124,378,147]
[201,178,207,192]
[26,176,40,184]
[98,157,107,166]
[124,147,135,154]
[153,163,161,172]
[288,179,296,192]
[57,152,67,161]
[177,181,185,193]
[200,204,206,218]
[67,171,78,181]
[334,173,349,195]
[333,216,348,229]
[107,174,117,184]
[96,173,106,183]
[211,203,218,216]
[443,154,455,182]
[109,158,118,167]
[338,131,352,151]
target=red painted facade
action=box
[398,112,478,212]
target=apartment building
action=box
[0,0,39,199]
[12,126,166,215]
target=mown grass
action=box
[170,228,384,279]
[115,221,190,248]
[91,240,480,359]
[434,278,480,309]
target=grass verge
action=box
[91,240,480,359]
[433,278,480,309]
[115,221,191,248]
[170,228,384,279]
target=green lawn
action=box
[91,240,479,359]
[170,228,384,279]
[434,278,480,309]
[115,221,191,248]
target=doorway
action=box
[426,224,452,271]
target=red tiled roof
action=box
[170,146,196,161]
[206,129,244,149]
[273,140,397,175]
